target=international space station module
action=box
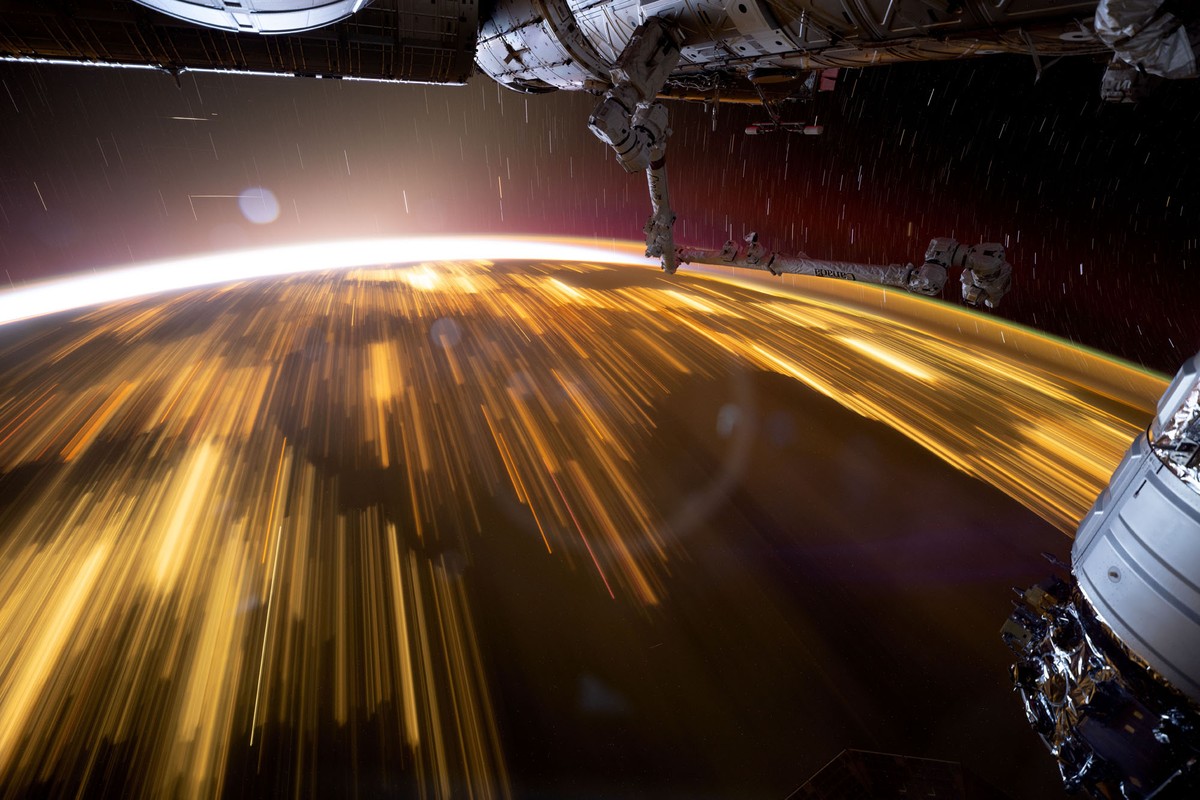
[1004,353,1200,798]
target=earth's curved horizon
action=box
[0,254,1165,798]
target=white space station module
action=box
[1004,353,1200,798]
[1,0,1195,303]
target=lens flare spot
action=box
[238,187,280,225]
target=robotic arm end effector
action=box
[961,257,1013,309]
[925,238,1013,309]
[644,204,677,273]
[906,261,948,297]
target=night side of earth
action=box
[0,257,1166,798]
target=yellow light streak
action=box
[838,335,938,383]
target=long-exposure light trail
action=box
[0,243,1168,797]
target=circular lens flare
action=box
[238,187,281,225]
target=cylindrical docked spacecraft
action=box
[130,0,374,35]
[0,0,480,85]
[1004,352,1200,798]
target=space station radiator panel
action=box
[0,0,479,85]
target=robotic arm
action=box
[587,18,682,273]
[675,232,949,296]
[674,232,1013,309]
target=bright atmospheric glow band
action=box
[0,236,657,325]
